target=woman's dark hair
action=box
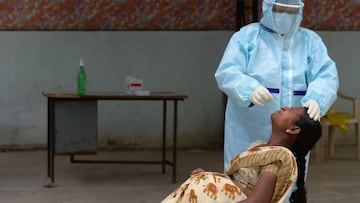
[290,107,322,203]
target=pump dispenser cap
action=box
[80,59,84,66]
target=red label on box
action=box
[129,83,142,87]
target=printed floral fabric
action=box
[161,171,247,203]
[161,146,297,203]
[0,0,236,30]
[0,0,358,30]
[302,0,360,30]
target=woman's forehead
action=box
[291,107,305,115]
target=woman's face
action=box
[271,107,305,130]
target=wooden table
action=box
[43,92,188,184]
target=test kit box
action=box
[124,76,145,95]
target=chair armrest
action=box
[338,91,359,119]
[338,91,358,101]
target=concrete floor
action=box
[0,145,359,203]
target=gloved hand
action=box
[303,99,320,121]
[249,86,274,106]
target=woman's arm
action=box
[190,168,205,177]
[237,171,277,203]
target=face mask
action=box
[273,12,297,34]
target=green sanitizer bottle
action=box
[77,59,86,96]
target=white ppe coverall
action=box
[215,0,339,170]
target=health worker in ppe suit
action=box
[215,0,338,175]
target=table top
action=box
[42,91,188,100]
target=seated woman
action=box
[161,107,321,203]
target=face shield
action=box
[273,0,303,14]
[272,0,304,34]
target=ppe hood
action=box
[260,0,304,35]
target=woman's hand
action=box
[190,168,205,176]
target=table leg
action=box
[47,99,51,177]
[49,99,55,183]
[162,100,167,174]
[172,100,178,183]
[45,98,57,187]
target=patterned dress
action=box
[161,146,297,203]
